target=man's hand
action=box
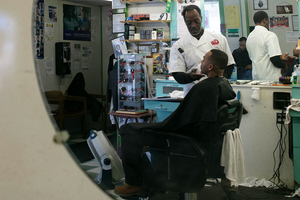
[293,45,299,57]
[245,64,252,70]
[189,68,204,81]
[280,53,289,60]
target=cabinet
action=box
[117,54,147,114]
[290,85,300,190]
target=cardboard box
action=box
[150,13,171,21]
[131,14,150,21]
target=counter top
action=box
[231,84,292,89]
[230,80,292,89]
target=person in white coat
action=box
[169,5,235,96]
[246,11,288,81]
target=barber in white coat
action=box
[246,11,288,81]
[169,5,235,96]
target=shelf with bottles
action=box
[117,54,147,114]
[120,39,170,43]
[120,20,170,24]
[120,0,167,4]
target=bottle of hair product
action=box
[230,66,237,82]
[293,64,300,85]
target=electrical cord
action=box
[266,98,290,195]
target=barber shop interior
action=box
[3,0,300,199]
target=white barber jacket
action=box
[169,30,235,96]
[246,25,282,81]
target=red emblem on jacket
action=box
[211,39,219,45]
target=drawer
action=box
[144,100,180,111]
[144,100,180,122]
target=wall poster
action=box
[63,4,91,41]
[270,16,289,28]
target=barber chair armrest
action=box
[142,129,208,159]
[225,99,240,109]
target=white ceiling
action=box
[66,0,112,6]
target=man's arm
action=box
[223,64,235,79]
[172,69,203,84]
[270,55,286,69]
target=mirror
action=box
[33,0,121,199]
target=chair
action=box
[65,72,108,136]
[44,90,87,135]
[140,99,243,199]
[65,91,108,136]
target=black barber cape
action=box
[120,76,236,136]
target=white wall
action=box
[0,0,112,199]
[102,6,117,95]
[247,0,298,55]
[37,0,103,94]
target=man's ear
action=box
[209,64,214,71]
[263,18,268,25]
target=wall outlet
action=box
[276,113,286,124]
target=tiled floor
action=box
[80,159,125,200]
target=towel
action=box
[285,99,300,124]
[169,90,184,98]
[220,128,246,186]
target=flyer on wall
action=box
[48,5,57,22]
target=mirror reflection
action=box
[36,0,298,200]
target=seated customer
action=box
[114,49,237,198]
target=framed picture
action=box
[292,15,299,31]
[277,5,293,14]
[253,0,268,10]
[112,13,125,33]
[137,44,152,58]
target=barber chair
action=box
[140,99,243,199]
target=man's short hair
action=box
[253,11,268,24]
[181,5,201,19]
[239,37,247,42]
[209,49,228,70]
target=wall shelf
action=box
[120,0,166,4]
[120,20,170,23]
[121,39,170,43]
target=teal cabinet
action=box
[144,100,180,122]
[290,85,300,190]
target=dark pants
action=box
[120,125,145,186]
[237,69,252,80]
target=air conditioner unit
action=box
[87,130,124,189]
